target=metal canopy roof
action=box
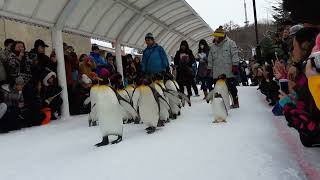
[0,0,213,55]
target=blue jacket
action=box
[90,52,107,66]
[141,44,169,74]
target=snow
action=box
[1,87,320,180]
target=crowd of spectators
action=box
[250,23,320,147]
[0,39,142,133]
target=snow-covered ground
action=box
[1,87,320,180]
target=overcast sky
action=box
[185,0,274,29]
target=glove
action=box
[232,65,239,75]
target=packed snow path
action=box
[1,87,320,180]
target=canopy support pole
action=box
[52,28,70,119]
[115,41,123,78]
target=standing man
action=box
[208,26,240,108]
[141,33,169,76]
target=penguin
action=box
[132,78,162,134]
[152,73,171,125]
[88,85,99,127]
[211,93,228,123]
[152,81,170,126]
[164,73,191,119]
[206,77,231,111]
[95,85,138,147]
[117,87,134,124]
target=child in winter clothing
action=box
[41,70,62,120]
[22,78,51,126]
[2,76,25,130]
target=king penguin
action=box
[211,93,228,123]
[95,85,138,147]
[117,85,134,124]
[206,77,231,111]
[132,78,161,134]
[164,73,191,119]
[152,74,171,125]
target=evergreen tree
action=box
[272,1,290,25]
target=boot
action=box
[95,136,109,147]
[111,136,123,144]
[230,97,240,109]
[203,91,208,100]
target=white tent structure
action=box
[0,0,213,117]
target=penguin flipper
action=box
[164,91,181,105]
[131,88,140,111]
[206,90,214,103]
[178,92,191,107]
[159,96,170,110]
[119,100,139,119]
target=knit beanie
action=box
[211,26,225,37]
[99,68,111,78]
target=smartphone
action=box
[279,79,289,94]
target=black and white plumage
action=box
[206,79,230,123]
[132,85,160,132]
[94,85,138,147]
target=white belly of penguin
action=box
[96,88,123,136]
[154,84,169,121]
[118,90,132,120]
[213,83,230,110]
[139,87,159,127]
[89,87,99,123]
[212,97,228,121]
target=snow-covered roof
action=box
[0,0,213,55]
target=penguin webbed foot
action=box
[146,126,156,134]
[134,118,141,124]
[157,120,165,127]
[95,136,109,147]
[111,136,123,144]
[172,114,177,119]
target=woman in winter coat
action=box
[133,57,142,83]
[105,53,117,76]
[196,39,212,98]
[279,28,320,147]
[7,41,32,87]
[174,40,199,98]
